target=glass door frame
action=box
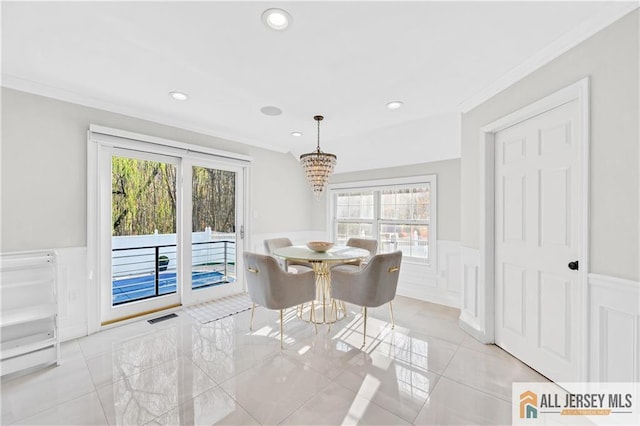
[181,156,245,306]
[100,146,183,324]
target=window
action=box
[335,191,374,242]
[330,176,436,264]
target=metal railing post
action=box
[223,241,228,279]
[155,246,160,296]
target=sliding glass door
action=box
[181,159,243,305]
[100,147,244,324]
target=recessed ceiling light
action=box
[386,100,404,110]
[260,106,282,116]
[262,8,292,31]
[169,91,188,101]
[291,131,303,137]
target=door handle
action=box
[568,260,579,271]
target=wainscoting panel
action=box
[440,240,462,295]
[459,246,487,341]
[397,260,438,301]
[589,274,639,382]
[463,264,479,317]
[396,240,461,308]
[55,247,88,341]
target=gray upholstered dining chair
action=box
[243,252,317,348]
[263,237,313,273]
[335,237,378,269]
[330,251,402,347]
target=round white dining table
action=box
[272,245,369,323]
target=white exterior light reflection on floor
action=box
[298,345,311,355]
[345,374,381,422]
[252,326,273,337]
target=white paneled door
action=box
[495,99,583,382]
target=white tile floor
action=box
[1,296,550,425]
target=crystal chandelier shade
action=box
[300,115,336,198]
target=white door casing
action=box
[468,78,589,382]
[495,99,582,382]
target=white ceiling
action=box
[2,1,636,173]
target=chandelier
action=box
[300,115,337,198]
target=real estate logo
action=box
[513,382,639,425]
[520,390,538,419]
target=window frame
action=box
[328,175,437,269]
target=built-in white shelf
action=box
[1,304,58,328]
[1,251,59,376]
[1,333,57,360]
[0,278,54,290]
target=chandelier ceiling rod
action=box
[314,115,322,151]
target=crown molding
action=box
[459,2,639,113]
[0,74,288,154]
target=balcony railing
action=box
[111,240,236,305]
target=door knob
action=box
[568,260,579,271]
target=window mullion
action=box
[379,219,428,226]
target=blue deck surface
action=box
[112,271,230,304]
